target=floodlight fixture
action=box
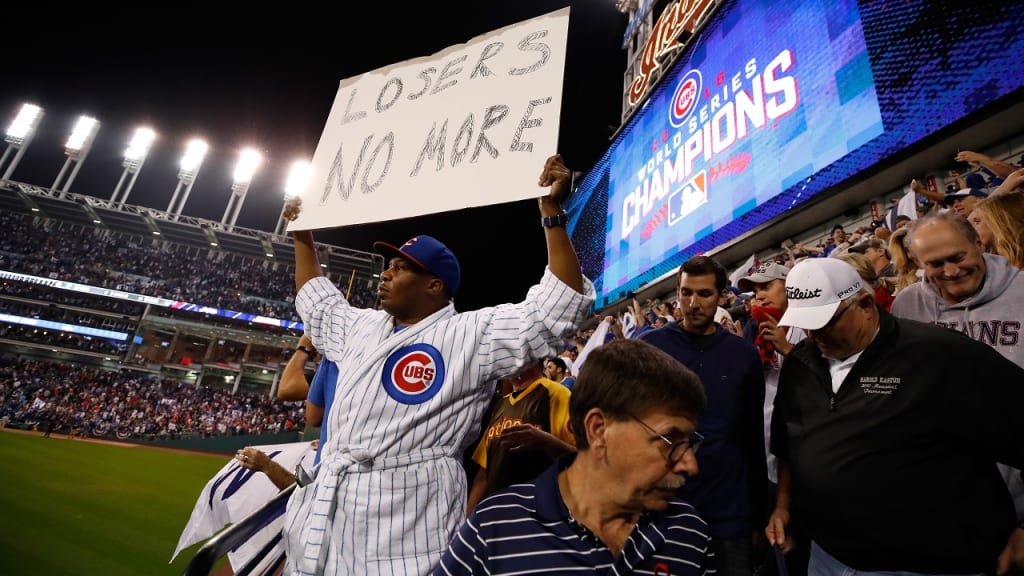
[111,126,156,205]
[52,114,100,196]
[124,127,156,165]
[1,103,44,182]
[232,148,262,187]
[167,138,209,218]
[275,159,311,235]
[65,116,99,158]
[222,147,262,228]
[179,138,208,181]
[5,103,43,145]
[284,161,311,198]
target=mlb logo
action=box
[667,170,708,225]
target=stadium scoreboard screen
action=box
[567,0,1024,308]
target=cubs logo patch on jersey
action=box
[381,343,446,404]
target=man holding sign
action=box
[280,153,594,575]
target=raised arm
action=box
[911,178,946,205]
[990,167,1024,198]
[278,334,315,401]
[795,242,824,256]
[956,150,1017,179]
[538,154,584,294]
[283,197,323,292]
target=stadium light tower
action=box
[1,103,44,182]
[53,114,100,197]
[167,138,208,219]
[221,147,262,228]
[274,160,310,235]
[110,126,156,206]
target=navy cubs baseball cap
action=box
[943,188,988,206]
[374,235,461,295]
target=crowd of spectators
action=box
[0,298,136,333]
[0,210,378,323]
[565,147,1024,362]
[0,357,305,440]
[0,324,126,356]
[1,281,147,316]
[1,136,1021,574]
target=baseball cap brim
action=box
[373,241,431,272]
[777,299,842,330]
[737,273,776,292]
[944,189,987,206]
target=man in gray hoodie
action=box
[891,211,1024,570]
[891,211,1024,365]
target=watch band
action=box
[541,212,569,228]
[295,345,315,357]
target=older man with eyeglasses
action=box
[436,338,715,575]
[766,258,1024,575]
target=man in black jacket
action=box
[766,257,1024,574]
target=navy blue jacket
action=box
[639,322,768,539]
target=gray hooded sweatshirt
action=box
[892,252,1024,517]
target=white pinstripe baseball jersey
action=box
[282,267,594,576]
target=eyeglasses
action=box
[630,415,704,464]
[809,299,855,335]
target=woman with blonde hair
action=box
[967,192,1024,269]
[836,252,895,311]
[887,226,920,294]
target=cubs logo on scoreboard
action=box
[381,343,446,404]
[670,69,702,127]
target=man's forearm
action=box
[540,199,584,293]
[277,358,310,401]
[261,460,298,490]
[466,468,489,516]
[293,230,322,292]
[775,461,792,512]
[978,157,1017,179]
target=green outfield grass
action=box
[0,431,231,576]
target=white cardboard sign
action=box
[289,7,570,231]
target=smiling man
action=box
[436,338,714,575]
[891,210,1024,570]
[769,257,1024,574]
[893,212,1023,340]
[638,255,767,576]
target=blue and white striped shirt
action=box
[436,457,716,575]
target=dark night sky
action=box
[2,2,627,312]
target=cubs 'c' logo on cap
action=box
[669,69,702,128]
[381,343,446,404]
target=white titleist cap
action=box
[778,258,863,330]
